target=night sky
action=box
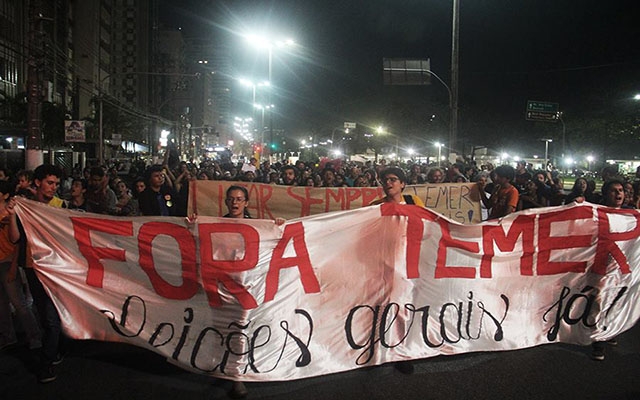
[160,0,640,159]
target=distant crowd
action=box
[0,155,637,221]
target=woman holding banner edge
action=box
[368,167,423,374]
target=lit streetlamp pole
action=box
[423,69,453,162]
[450,0,460,156]
[245,35,295,157]
[254,103,274,160]
[541,138,553,169]
[239,79,270,122]
[435,142,443,167]
[556,111,566,159]
[375,125,386,163]
[331,127,346,152]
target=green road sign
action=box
[526,100,560,122]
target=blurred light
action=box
[407,148,415,155]
[586,155,595,162]
[634,94,640,100]
[565,157,574,165]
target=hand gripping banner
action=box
[14,198,640,381]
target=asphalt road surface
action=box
[2,322,639,400]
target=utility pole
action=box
[26,0,45,169]
[449,0,460,160]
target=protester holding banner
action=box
[7,164,67,383]
[0,180,42,353]
[591,178,627,360]
[368,167,425,207]
[478,165,519,220]
[224,186,252,219]
[367,166,424,375]
[221,185,251,398]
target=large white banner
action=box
[15,198,640,381]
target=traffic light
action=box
[270,142,277,150]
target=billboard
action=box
[64,120,86,143]
[383,58,432,85]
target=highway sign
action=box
[526,100,559,122]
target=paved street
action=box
[2,322,639,400]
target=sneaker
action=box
[607,338,618,346]
[38,364,57,384]
[591,347,605,361]
[52,353,64,366]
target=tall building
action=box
[0,0,26,101]
[0,0,27,154]
[202,38,233,148]
[110,0,152,109]
[2,0,241,166]
[73,0,112,121]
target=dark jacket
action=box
[138,185,180,216]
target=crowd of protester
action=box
[1,154,638,394]
[2,154,640,221]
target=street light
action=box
[238,78,270,116]
[541,138,553,168]
[424,70,454,154]
[245,34,296,158]
[586,155,594,172]
[331,127,346,151]
[557,111,566,159]
[253,103,274,159]
[435,142,443,167]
